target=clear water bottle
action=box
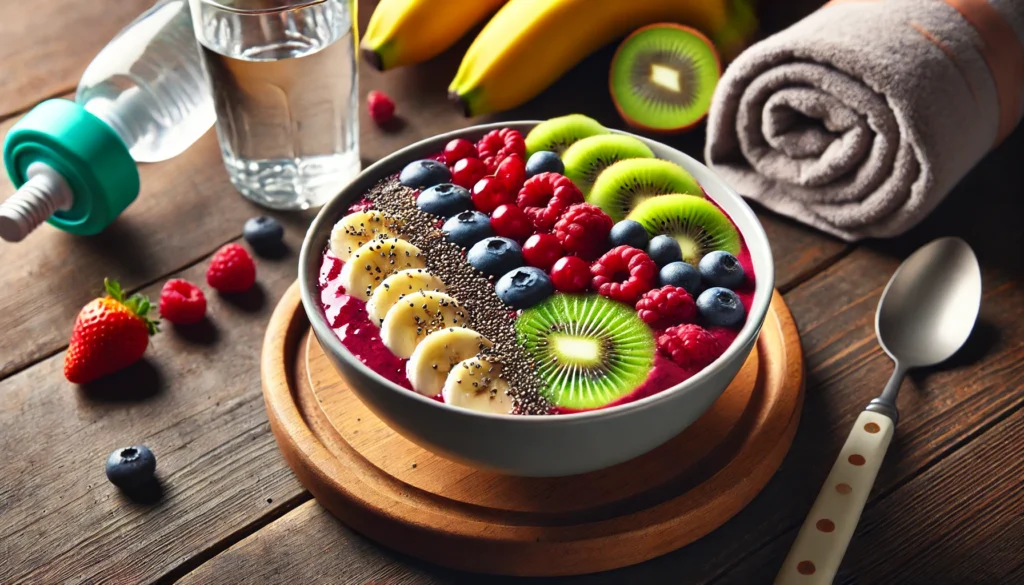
[0,0,215,242]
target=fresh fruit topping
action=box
[522,233,564,270]
[400,159,451,189]
[553,203,613,260]
[442,210,493,248]
[442,357,513,414]
[451,157,488,189]
[517,294,654,409]
[159,279,207,325]
[587,158,702,221]
[608,219,650,250]
[330,210,397,261]
[627,195,740,266]
[64,279,159,385]
[490,203,534,241]
[525,150,564,177]
[243,216,285,256]
[416,183,473,217]
[696,287,745,328]
[340,238,425,300]
[367,90,396,125]
[698,251,745,289]
[495,266,554,309]
[647,234,683,266]
[516,172,585,231]
[466,237,523,277]
[659,261,701,295]
[495,153,526,194]
[610,24,721,133]
[550,256,591,293]
[657,323,721,369]
[524,114,607,156]
[207,243,257,293]
[381,290,470,358]
[470,176,514,213]
[591,245,657,304]
[365,269,446,325]
[635,285,697,328]
[476,127,526,172]
[443,138,477,165]
[561,134,654,195]
[105,445,156,491]
[407,327,492,396]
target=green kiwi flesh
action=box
[561,134,654,195]
[587,158,703,222]
[524,114,608,157]
[627,194,741,266]
[516,294,654,410]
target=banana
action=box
[366,269,447,326]
[442,357,513,414]
[407,327,492,396]
[380,290,471,359]
[361,0,507,71]
[329,210,398,261]
[339,237,424,301]
[448,0,757,116]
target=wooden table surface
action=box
[1,1,1021,583]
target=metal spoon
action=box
[776,237,982,585]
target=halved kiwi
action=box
[525,114,608,157]
[587,158,703,222]
[561,134,654,195]
[627,194,740,266]
[609,24,721,133]
[516,294,655,410]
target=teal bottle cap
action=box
[3,98,140,235]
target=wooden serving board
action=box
[262,283,804,576]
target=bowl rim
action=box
[298,120,775,423]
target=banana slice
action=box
[380,290,470,358]
[339,237,424,301]
[442,357,513,414]
[329,210,397,261]
[365,269,447,326]
[407,327,492,396]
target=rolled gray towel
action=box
[705,0,1024,241]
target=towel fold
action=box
[705,0,1024,241]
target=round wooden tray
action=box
[262,283,804,577]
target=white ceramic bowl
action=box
[299,121,775,477]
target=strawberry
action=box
[64,279,159,384]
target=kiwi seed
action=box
[587,158,704,222]
[627,194,740,266]
[524,114,608,157]
[561,134,654,195]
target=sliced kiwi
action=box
[561,134,654,195]
[516,294,654,410]
[627,194,740,266]
[587,158,703,222]
[525,114,608,157]
[609,24,721,132]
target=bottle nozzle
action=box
[0,163,74,242]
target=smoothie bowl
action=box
[298,116,774,477]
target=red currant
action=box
[490,204,533,241]
[443,138,477,166]
[451,157,487,189]
[471,176,515,213]
[495,153,526,195]
[550,256,591,293]
[522,233,563,270]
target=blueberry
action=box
[399,159,451,189]
[105,445,156,491]
[443,210,493,248]
[496,266,553,309]
[609,219,649,249]
[525,151,564,177]
[660,261,701,295]
[697,287,745,328]
[416,183,472,218]
[467,237,523,277]
[243,216,285,256]
[699,251,745,289]
[647,235,683,266]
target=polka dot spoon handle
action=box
[775,410,894,584]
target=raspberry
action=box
[443,138,477,165]
[207,243,257,293]
[495,153,526,195]
[553,203,613,260]
[657,324,721,370]
[636,285,697,328]
[159,279,207,325]
[516,172,584,231]
[367,90,394,125]
[476,128,526,172]
[591,245,657,304]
